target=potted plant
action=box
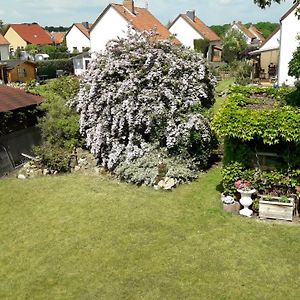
[259,194,295,221]
[235,179,256,217]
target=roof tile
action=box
[8,23,53,45]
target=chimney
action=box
[186,10,195,22]
[82,22,89,29]
[123,0,135,14]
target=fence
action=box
[0,127,42,176]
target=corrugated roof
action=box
[8,23,53,45]
[0,85,43,113]
[179,14,221,42]
[0,33,9,45]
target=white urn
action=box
[237,189,256,217]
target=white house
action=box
[65,22,92,53]
[90,0,179,53]
[229,21,265,47]
[0,33,10,61]
[278,2,300,86]
[168,10,222,62]
[249,27,280,79]
[72,52,91,76]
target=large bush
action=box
[74,30,216,183]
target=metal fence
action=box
[0,127,42,176]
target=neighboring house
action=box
[278,2,300,86]
[229,21,265,46]
[168,10,222,62]
[65,22,92,53]
[49,32,65,45]
[0,60,37,83]
[4,23,53,51]
[0,34,10,61]
[90,0,179,53]
[250,27,280,79]
[72,52,91,76]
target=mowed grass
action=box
[1,167,300,299]
[213,78,235,114]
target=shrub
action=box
[114,149,199,186]
[34,144,73,172]
[74,29,216,180]
[31,76,82,149]
[37,59,74,78]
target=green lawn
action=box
[1,167,300,299]
[213,78,235,114]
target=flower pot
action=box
[259,195,294,221]
[237,189,256,217]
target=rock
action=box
[18,174,26,180]
[164,177,176,190]
[43,169,49,176]
[74,166,81,172]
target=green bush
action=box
[114,149,199,186]
[37,59,74,78]
[34,144,73,172]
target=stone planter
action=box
[259,195,294,221]
[237,189,256,217]
[223,201,241,213]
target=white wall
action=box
[231,24,252,45]
[260,30,280,52]
[0,45,9,61]
[169,17,203,49]
[90,7,129,53]
[66,25,91,53]
[278,4,300,86]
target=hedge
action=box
[37,59,74,79]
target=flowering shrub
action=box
[74,30,216,183]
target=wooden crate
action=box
[259,196,294,221]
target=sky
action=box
[0,0,294,27]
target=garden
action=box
[1,26,300,298]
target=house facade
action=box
[0,34,10,61]
[90,0,178,53]
[4,23,53,51]
[250,28,280,80]
[230,21,265,47]
[65,23,92,53]
[168,10,222,62]
[278,2,300,86]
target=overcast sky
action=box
[0,0,293,27]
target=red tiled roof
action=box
[0,85,43,113]
[74,23,93,39]
[8,23,53,45]
[0,33,9,45]
[111,4,180,44]
[50,32,65,44]
[248,25,265,42]
[179,15,221,42]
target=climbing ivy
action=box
[212,86,300,145]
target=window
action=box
[84,59,91,70]
[17,68,27,78]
